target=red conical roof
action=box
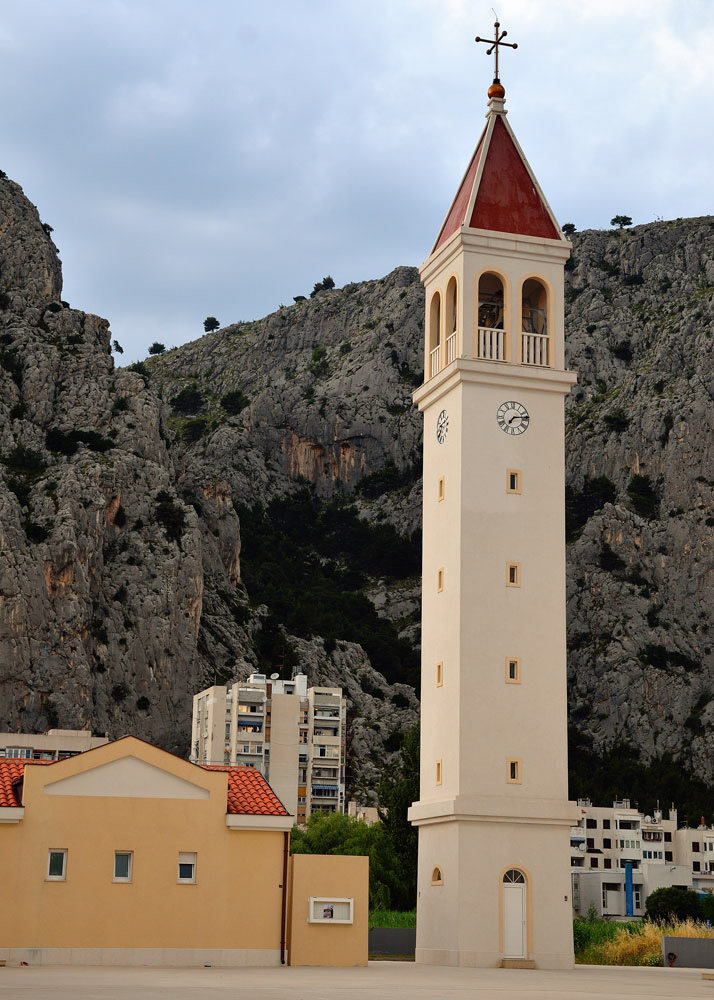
[432,113,560,253]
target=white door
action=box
[503,883,526,958]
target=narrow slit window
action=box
[113,851,133,883]
[507,470,521,494]
[177,852,197,884]
[47,849,67,881]
[431,866,444,885]
[507,563,520,587]
[438,476,445,501]
[507,759,522,784]
[435,759,442,786]
[437,568,444,592]
[506,658,521,684]
[436,661,443,687]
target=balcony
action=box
[430,345,440,379]
[446,331,457,365]
[521,332,549,366]
[476,326,506,362]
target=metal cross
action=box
[475,20,518,83]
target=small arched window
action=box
[521,279,549,366]
[429,292,442,378]
[503,869,526,884]
[431,866,444,885]
[476,272,506,361]
[444,277,458,366]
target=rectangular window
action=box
[506,758,521,784]
[586,838,594,849]
[506,470,521,494]
[601,885,607,909]
[113,851,133,883]
[604,858,612,870]
[438,477,445,501]
[603,838,611,849]
[603,819,611,829]
[506,658,521,684]
[436,661,443,687]
[177,852,197,884]
[506,563,520,587]
[694,861,701,872]
[634,887,641,909]
[586,818,597,829]
[437,568,444,592]
[693,842,700,852]
[664,831,671,842]
[47,849,67,881]
[590,857,598,868]
[435,760,442,786]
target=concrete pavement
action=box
[0,962,712,999]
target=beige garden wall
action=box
[287,854,368,966]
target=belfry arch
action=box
[476,271,506,361]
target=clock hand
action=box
[507,414,520,424]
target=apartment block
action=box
[569,797,714,917]
[191,670,346,824]
[0,729,109,761]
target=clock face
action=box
[497,401,530,436]
[436,409,449,444]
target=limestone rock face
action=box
[3,165,714,784]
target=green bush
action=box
[179,417,209,442]
[645,887,701,922]
[148,342,165,355]
[155,491,185,544]
[128,361,150,379]
[220,390,250,415]
[46,428,113,455]
[565,476,617,542]
[627,474,660,519]
[1,444,47,475]
[170,384,204,415]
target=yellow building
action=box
[0,735,293,966]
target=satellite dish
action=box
[578,843,586,852]
[270,672,279,680]
[645,815,652,824]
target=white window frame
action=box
[308,897,354,924]
[46,849,67,881]
[113,851,133,883]
[177,852,197,884]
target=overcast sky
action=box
[2,1,712,361]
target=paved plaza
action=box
[0,962,712,1000]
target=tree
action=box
[203,316,220,333]
[562,223,576,235]
[377,721,419,910]
[645,886,701,922]
[148,342,165,355]
[112,339,123,354]
[611,215,633,229]
[310,276,336,298]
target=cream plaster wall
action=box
[0,739,285,962]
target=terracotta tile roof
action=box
[0,759,51,807]
[201,764,289,816]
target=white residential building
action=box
[0,728,109,761]
[191,670,346,824]
[569,797,714,917]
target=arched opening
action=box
[521,278,549,366]
[429,291,442,378]
[502,869,527,959]
[431,866,444,885]
[445,277,458,365]
[476,272,506,361]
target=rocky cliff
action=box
[2,169,714,787]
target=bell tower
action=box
[408,27,579,969]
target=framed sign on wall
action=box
[308,897,354,924]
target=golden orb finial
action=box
[488,82,506,99]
